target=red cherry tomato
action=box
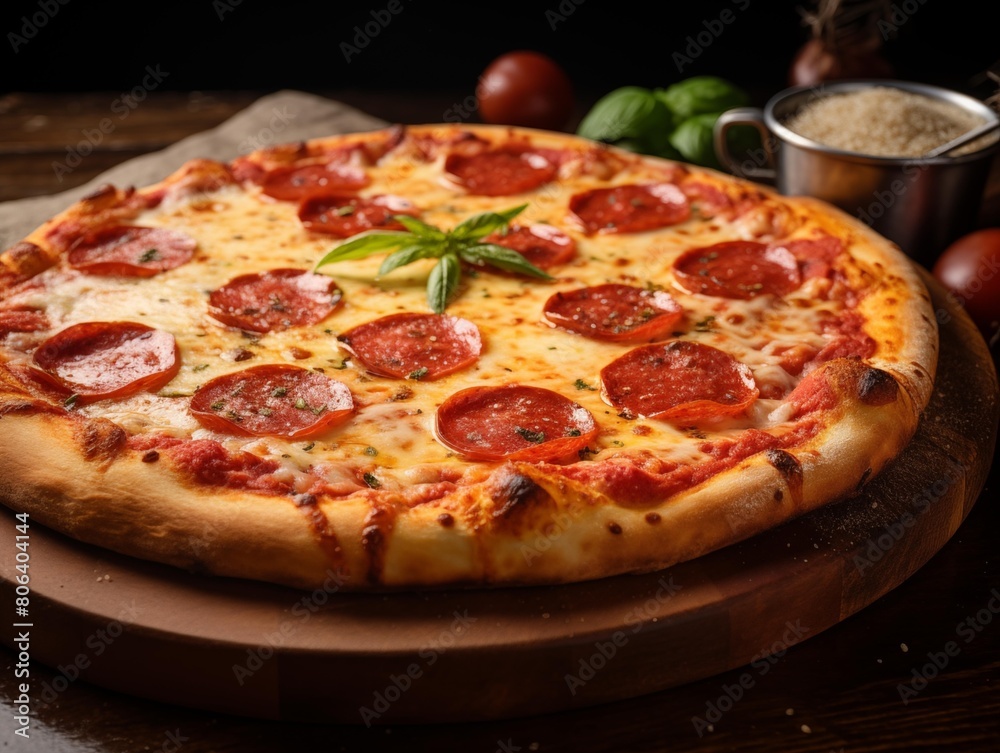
[476,51,574,131]
[932,228,1000,340]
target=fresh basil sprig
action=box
[314,204,552,313]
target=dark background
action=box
[1,0,997,106]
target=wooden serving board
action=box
[1,273,997,725]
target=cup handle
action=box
[713,108,776,182]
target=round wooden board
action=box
[1,273,997,725]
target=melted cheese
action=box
[13,147,859,491]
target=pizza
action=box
[0,124,938,590]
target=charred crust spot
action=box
[858,367,898,406]
[857,467,872,491]
[361,524,386,584]
[774,489,784,501]
[361,524,383,554]
[437,512,455,528]
[491,471,543,519]
[360,505,394,583]
[292,494,347,576]
[607,522,623,535]
[765,449,802,481]
[644,512,661,524]
[76,418,127,463]
[141,450,159,463]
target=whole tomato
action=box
[932,228,1000,342]
[476,51,574,131]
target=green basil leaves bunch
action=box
[577,76,750,168]
[315,204,551,314]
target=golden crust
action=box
[0,124,937,590]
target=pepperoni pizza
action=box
[0,124,938,589]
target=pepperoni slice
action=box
[777,235,843,279]
[673,241,801,299]
[542,284,683,342]
[338,313,482,381]
[444,147,558,196]
[298,194,419,238]
[32,322,180,403]
[208,269,343,333]
[600,341,758,422]
[436,384,597,463]
[190,365,353,439]
[0,308,49,338]
[68,226,197,278]
[482,224,577,269]
[569,183,690,234]
[681,181,733,215]
[260,163,370,202]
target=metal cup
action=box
[714,80,1000,266]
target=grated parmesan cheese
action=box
[784,87,993,157]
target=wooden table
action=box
[1,91,999,752]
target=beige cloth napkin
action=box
[0,90,388,250]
